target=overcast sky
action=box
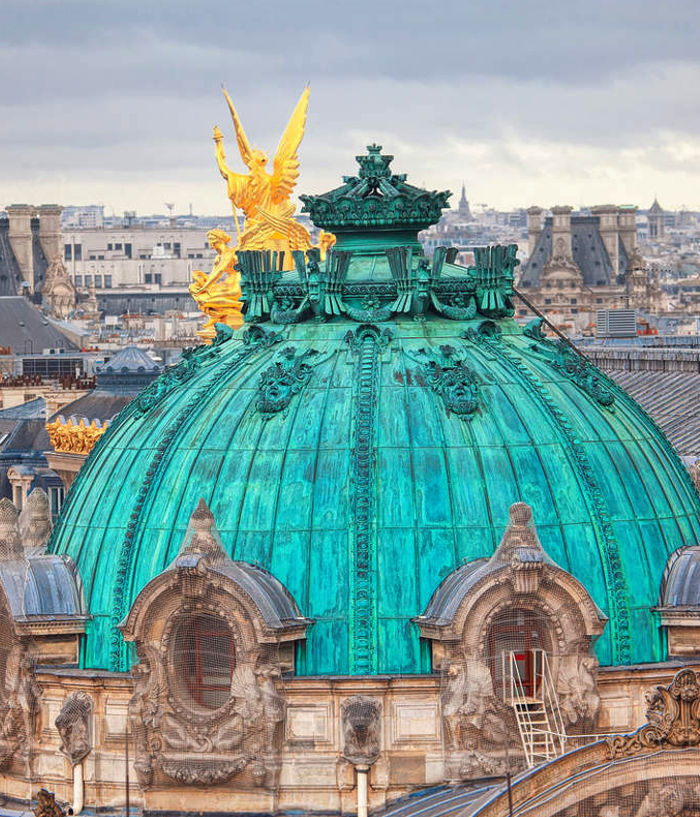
[1,0,699,215]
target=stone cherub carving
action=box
[557,652,601,733]
[441,659,510,782]
[341,696,382,766]
[441,659,508,752]
[55,691,92,765]
[19,488,52,555]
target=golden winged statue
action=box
[191,87,334,341]
[215,85,313,265]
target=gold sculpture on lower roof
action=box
[46,417,109,455]
[191,86,334,342]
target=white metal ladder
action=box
[502,649,567,768]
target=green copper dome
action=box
[49,148,700,675]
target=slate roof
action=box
[374,784,498,817]
[48,347,161,423]
[660,546,700,607]
[0,398,50,499]
[48,393,132,424]
[0,397,47,420]
[0,297,79,353]
[0,400,49,454]
[0,554,87,621]
[520,215,624,287]
[31,225,48,292]
[607,370,700,457]
[97,346,160,375]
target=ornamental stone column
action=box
[6,204,35,291]
[38,204,63,266]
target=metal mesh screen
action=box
[172,613,236,711]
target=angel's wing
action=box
[271,86,309,204]
[222,86,254,169]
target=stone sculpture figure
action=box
[190,229,244,341]
[19,488,52,554]
[441,662,467,753]
[440,659,509,782]
[341,696,382,766]
[34,789,67,817]
[255,664,285,755]
[0,647,42,768]
[0,499,23,560]
[557,653,601,732]
[42,257,76,320]
[441,660,508,752]
[634,780,694,817]
[55,691,92,765]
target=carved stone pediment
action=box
[416,503,607,654]
[607,669,700,758]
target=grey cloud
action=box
[2,0,699,95]
[1,0,699,212]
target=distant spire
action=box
[457,181,473,221]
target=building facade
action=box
[0,148,697,817]
[518,205,660,331]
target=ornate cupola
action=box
[49,145,700,682]
[300,144,450,253]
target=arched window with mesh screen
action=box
[487,608,552,699]
[173,613,235,710]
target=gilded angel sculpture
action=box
[190,229,243,341]
[214,86,313,268]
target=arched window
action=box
[487,609,552,698]
[173,613,235,710]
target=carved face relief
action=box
[341,696,382,766]
[55,691,92,765]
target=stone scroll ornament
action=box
[55,691,92,766]
[524,318,615,410]
[341,696,382,766]
[607,668,700,758]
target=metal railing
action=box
[502,649,567,768]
